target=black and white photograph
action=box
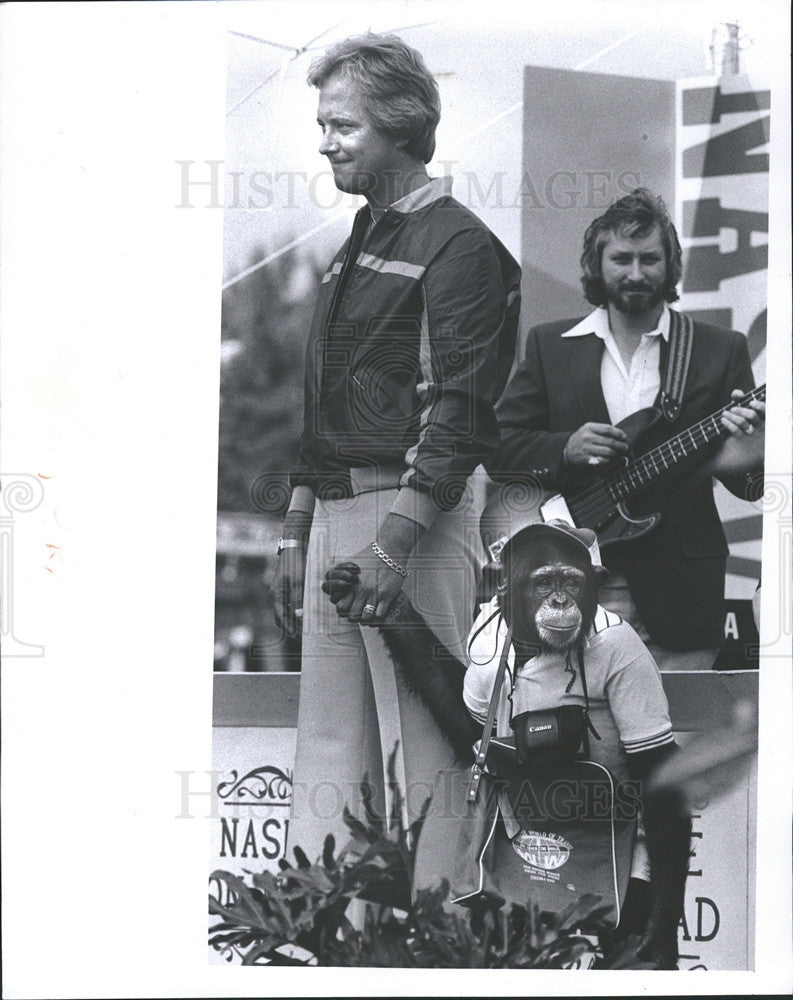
[1,1,791,996]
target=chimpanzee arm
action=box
[380,593,482,763]
[626,744,692,970]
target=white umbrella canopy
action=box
[221,1,775,284]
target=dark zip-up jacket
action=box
[290,177,521,528]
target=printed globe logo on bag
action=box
[512,830,572,871]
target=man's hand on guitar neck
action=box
[718,388,765,438]
[709,388,766,497]
[563,422,629,469]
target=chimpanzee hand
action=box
[323,565,418,627]
[322,561,360,603]
[322,515,420,625]
[323,547,405,624]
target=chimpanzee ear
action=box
[478,561,504,602]
[591,566,607,598]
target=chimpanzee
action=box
[323,518,691,969]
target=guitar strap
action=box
[659,310,694,423]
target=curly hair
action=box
[580,188,682,306]
[307,33,441,164]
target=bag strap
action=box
[659,310,694,423]
[467,623,513,802]
[577,646,601,757]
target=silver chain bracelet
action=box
[370,540,410,578]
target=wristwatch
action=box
[277,537,304,555]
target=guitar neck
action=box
[609,385,766,501]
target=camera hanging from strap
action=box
[468,634,603,793]
[506,645,601,768]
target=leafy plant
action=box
[209,761,630,968]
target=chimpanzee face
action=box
[500,538,598,655]
[527,563,587,649]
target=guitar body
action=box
[567,492,660,549]
[535,472,660,549]
[561,407,664,550]
[485,413,664,554]
[486,384,764,555]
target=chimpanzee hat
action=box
[501,520,607,573]
[480,486,607,576]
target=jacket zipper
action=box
[326,207,374,329]
[320,208,383,401]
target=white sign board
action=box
[210,726,295,875]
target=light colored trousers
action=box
[288,477,487,867]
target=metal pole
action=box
[710,21,741,76]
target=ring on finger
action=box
[362,604,376,616]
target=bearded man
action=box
[489,188,765,670]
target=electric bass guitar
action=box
[517,384,766,550]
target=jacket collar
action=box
[387,175,454,215]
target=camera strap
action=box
[466,621,512,802]
[578,646,601,757]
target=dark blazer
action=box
[489,311,755,650]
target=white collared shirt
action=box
[561,306,670,425]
